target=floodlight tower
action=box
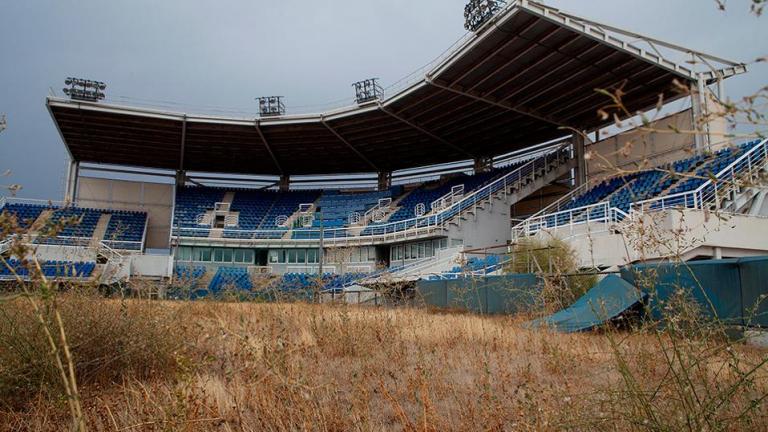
[352,78,383,104]
[464,0,506,31]
[63,77,107,102]
[257,96,286,117]
[0,114,6,134]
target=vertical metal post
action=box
[317,209,324,278]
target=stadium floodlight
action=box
[0,115,6,133]
[62,77,107,102]
[352,78,383,104]
[464,0,506,32]
[256,96,286,117]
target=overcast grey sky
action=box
[1,0,766,200]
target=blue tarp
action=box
[527,275,646,333]
[621,259,744,325]
[622,257,768,327]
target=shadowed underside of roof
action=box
[48,1,742,176]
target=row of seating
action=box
[0,259,95,279]
[541,141,761,228]
[1,203,147,250]
[174,155,543,239]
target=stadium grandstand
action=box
[2,0,767,295]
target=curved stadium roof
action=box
[48,0,745,176]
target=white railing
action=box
[363,198,392,224]
[516,177,594,223]
[101,239,144,251]
[511,201,630,240]
[511,139,768,241]
[0,237,12,255]
[431,185,464,212]
[98,240,124,261]
[224,214,239,228]
[214,202,230,214]
[172,145,572,244]
[631,139,768,214]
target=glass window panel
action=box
[199,248,212,262]
[243,250,254,264]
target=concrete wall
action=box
[77,177,173,250]
[538,209,768,269]
[21,244,97,262]
[130,254,173,278]
[447,197,511,251]
[588,109,695,181]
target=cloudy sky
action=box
[1,0,766,199]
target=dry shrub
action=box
[508,237,596,312]
[0,288,189,409]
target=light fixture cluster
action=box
[257,96,286,117]
[63,77,106,102]
[352,78,383,104]
[464,0,506,32]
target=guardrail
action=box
[631,138,768,213]
[173,144,572,243]
[511,201,629,240]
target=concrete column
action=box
[69,161,80,203]
[573,133,587,186]
[691,75,719,154]
[279,175,290,192]
[377,171,392,191]
[63,159,75,202]
[473,156,493,174]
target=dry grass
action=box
[1,296,766,431]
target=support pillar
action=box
[175,170,187,187]
[377,171,392,191]
[694,76,710,153]
[573,133,587,186]
[279,175,290,192]
[63,159,75,202]
[66,161,81,203]
[473,156,493,174]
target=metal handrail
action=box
[512,139,768,239]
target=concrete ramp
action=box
[528,275,646,333]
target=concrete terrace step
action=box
[91,213,112,247]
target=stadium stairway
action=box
[90,213,112,247]
[443,149,575,246]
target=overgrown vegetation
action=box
[0,299,763,431]
[0,289,188,409]
[507,237,597,312]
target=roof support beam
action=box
[321,118,380,172]
[425,77,569,128]
[179,115,187,172]
[378,104,474,158]
[255,121,284,175]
